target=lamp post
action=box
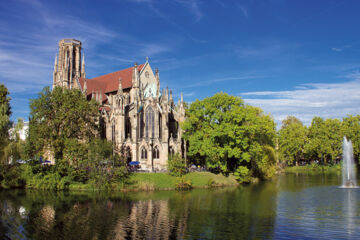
[150,138,154,172]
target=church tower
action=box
[53,39,85,89]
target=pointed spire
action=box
[118,77,123,95]
[181,92,183,103]
[83,79,87,96]
[99,90,103,104]
[170,90,173,102]
[146,56,149,62]
[132,62,139,87]
[81,54,86,78]
[165,87,169,102]
[155,68,160,97]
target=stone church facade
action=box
[52,39,186,171]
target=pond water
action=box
[1,173,360,239]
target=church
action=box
[52,39,186,171]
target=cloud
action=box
[242,75,360,126]
[331,45,351,52]
[233,42,301,60]
[175,0,203,22]
[181,75,266,89]
[237,5,248,18]
[331,47,342,52]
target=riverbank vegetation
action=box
[182,92,277,183]
[278,115,360,167]
[1,83,359,191]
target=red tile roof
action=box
[79,64,144,104]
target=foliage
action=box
[168,153,187,176]
[182,92,276,181]
[175,176,192,190]
[26,86,99,160]
[342,115,360,161]
[0,164,25,188]
[278,116,307,166]
[253,145,276,179]
[0,83,11,164]
[234,166,251,183]
[305,117,342,165]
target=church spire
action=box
[155,68,160,97]
[83,79,87,96]
[117,77,123,95]
[132,62,139,88]
[81,54,86,78]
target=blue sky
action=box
[1,0,360,126]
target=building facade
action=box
[52,39,186,171]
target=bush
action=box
[168,153,187,177]
[234,166,251,184]
[175,176,192,190]
[0,164,25,188]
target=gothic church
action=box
[52,39,186,171]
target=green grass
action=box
[126,172,238,191]
[285,163,342,173]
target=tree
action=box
[278,116,307,166]
[182,92,276,180]
[305,117,342,165]
[26,86,99,161]
[342,115,360,162]
[0,84,11,164]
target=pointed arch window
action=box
[111,121,115,143]
[153,146,160,159]
[141,147,147,159]
[140,110,145,138]
[169,147,175,156]
[146,106,155,139]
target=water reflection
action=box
[0,184,278,240]
[343,188,357,236]
[2,174,360,239]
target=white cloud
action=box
[175,0,203,22]
[332,47,342,52]
[242,76,360,126]
[237,5,248,18]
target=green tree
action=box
[182,92,276,180]
[278,116,307,166]
[4,118,27,163]
[26,86,99,161]
[305,117,342,165]
[0,83,11,164]
[168,153,187,177]
[342,115,360,162]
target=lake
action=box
[1,172,360,239]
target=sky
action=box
[1,0,360,127]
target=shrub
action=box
[0,164,25,188]
[168,153,187,177]
[234,166,251,184]
[175,176,192,190]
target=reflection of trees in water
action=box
[0,185,278,240]
[183,184,278,239]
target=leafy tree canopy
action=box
[0,84,11,164]
[182,92,276,180]
[279,116,307,166]
[27,86,99,160]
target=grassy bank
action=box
[69,172,238,191]
[285,163,342,173]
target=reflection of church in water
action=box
[52,39,186,170]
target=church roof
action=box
[78,64,144,103]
